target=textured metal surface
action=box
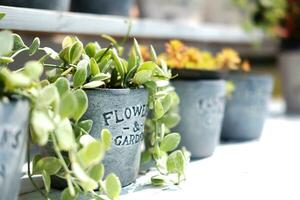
[0,99,29,200]
[221,73,273,140]
[84,88,148,186]
[173,80,226,159]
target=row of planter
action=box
[0,32,273,200]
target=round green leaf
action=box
[55,119,76,151]
[69,41,83,64]
[77,141,104,169]
[154,100,164,119]
[54,77,70,97]
[72,89,88,121]
[59,91,78,119]
[12,34,26,51]
[34,156,62,175]
[73,60,88,88]
[90,57,100,76]
[151,175,166,186]
[101,129,112,151]
[160,133,181,152]
[133,70,152,85]
[82,80,105,89]
[0,30,13,56]
[166,150,185,175]
[61,188,77,200]
[89,163,104,182]
[78,119,93,134]
[31,110,54,146]
[105,173,121,200]
[23,61,43,81]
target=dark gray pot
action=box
[0,99,29,200]
[71,0,134,16]
[0,0,70,11]
[221,73,273,141]
[84,88,148,187]
[173,80,226,159]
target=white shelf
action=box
[0,6,264,44]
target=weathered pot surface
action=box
[221,73,273,141]
[84,88,148,187]
[173,80,226,159]
[0,99,30,200]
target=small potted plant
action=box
[42,36,189,187]
[0,0,71,11]
[0,29,122,199]
[157,40,227,159]
[220,49,274,141]
[71,0,134,16]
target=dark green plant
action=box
[42,35,190,186]
[0,31,121,200]
[233,0,287,35]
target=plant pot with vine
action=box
[157,40,228,159]
[221,72,273,141]
[0,30,47,200]
[43,36,189,188]
[0,0,71,11]
[71,0,134,16]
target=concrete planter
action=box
[72,0,134,16]
[0,99,29,200]
[279,51,300,113]
[221,73,273,141]
[0,0,70,11]
[173,80,226,159]
[84,88,148,187]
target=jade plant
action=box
[0,30,121,200]
[40,35,190,186]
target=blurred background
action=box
[0,0,299,113]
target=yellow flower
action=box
[216,48,241,70]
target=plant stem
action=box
[43,64,68,70]
[26,141,48,199]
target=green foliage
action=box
[233,0,287,35]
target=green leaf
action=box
[150,45,158,62]
[133,38,143,63]
[34,157,62,175]
[54,77,70,97]
[89,163,104,182]
[85,42,97,57]
[43,47,60,60]
[160,133,181,152]
[90,57,100,76]
[31,110,54,146]
[159,113,181,129]
[59,91,77,119]
[61,188,77,200]
[133,70,152,85]
[82,80,105,89]
[0,68,31,89]
[73,60,88,88]
[161,94,172,113]
[111,49,125,79]
[23,61,43,81]
[12,34,26,51]
[0,56,14,64]
[69,41,83,64]
[72,89,88,121]
[38,84,59,107]
[42,170,51,193]
[104,173,121,200]
[101,129,112,151]
[72,162,98,191]
[55,119,76,151]
[62,36,75,49]
[78,119,93,134]
[137,61,158,72]
[154,100,164,119]
[0,30,13,56]
[151,175,166,186]
[29,37,40,56]
[77,140,104,169]
[0,13,5,20]
[32,154,42,173]
[167,150,185,175]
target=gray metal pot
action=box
[279,51,300,113]
[0,0,70,11]
[0,99,29,200]
[71,0,134,16]
[221,73,273,141]
[84,88,148,187]
[173,80,226,159]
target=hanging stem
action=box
[26,141,48,199]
